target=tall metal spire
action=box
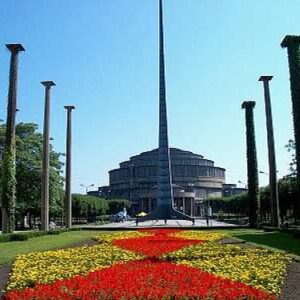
[157,0,173,208]
[137,0,194,224]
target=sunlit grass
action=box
[220,229,300,256]
[0,230,117,265]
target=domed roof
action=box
[118,148,217,169]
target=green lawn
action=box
[222,229,300,256]
[0,230,111,265]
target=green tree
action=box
[72,194,108,222]
[206,179,298,225]
[207,193,248,217]
[107,199,131,215]
[278,178,297,219]
[259,185,271,222]
[260,178,297,223]
[286,139,296,177]
[0,122,64,228]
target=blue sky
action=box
[0,0,298,193]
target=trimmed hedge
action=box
[9,233,29,241]
[0,234,11,243]
[293,230,300,239]
[47,230,61,235]
[0,227,81,243]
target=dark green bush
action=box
[0,234,11,243]
[107,199,131,214]
[26,231,46,239]
[47,230,60,235]
[293,230,300,239]
[0,227,81,243]
[60,227,81,233]
[9,233,29,241]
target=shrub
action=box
[60,227,81,233]
[107,199,131,214]
[26,231,46,239]
[0,234,11,243]
[0,227,82,243]
[72,194,109,223]
[47,230,60,235]
[9,233,29,241]
[293,230,300,239]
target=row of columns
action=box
[242,76,280,228]
[1,44,75,232]
[39,68,76,231]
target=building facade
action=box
[105,148,233,216]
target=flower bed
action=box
[5,259,275,300]
[4,229,291,299]
[164,242,291,295]
[168,230,291,294]
[6,231,143,291]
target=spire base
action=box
[136,205,195,225]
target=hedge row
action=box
[0,227,81,243]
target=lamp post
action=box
[64,105,75,228]
[80,184,94,195]
[41,81,55,231]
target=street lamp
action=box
[259,170,269,175]
[80,184,94,194]
[259,170,278,176]
[238,180,247,189]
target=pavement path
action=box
[85,219,237,229]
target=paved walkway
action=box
[84,219,237,229]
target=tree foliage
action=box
[71,196,131,223]
[72,194,109,222]
[1,145,16,232]
[106,199,131,214]
[207,178,297,225]
[286,139,296,177]
[260,178,297,220]
[0,122,64,228]
[206,193,248,216]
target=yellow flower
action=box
[7,233,142,291]
[164,240,291,295]
[173,230,226,241]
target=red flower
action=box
[113,229,203,257]
[5,260,275,300]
